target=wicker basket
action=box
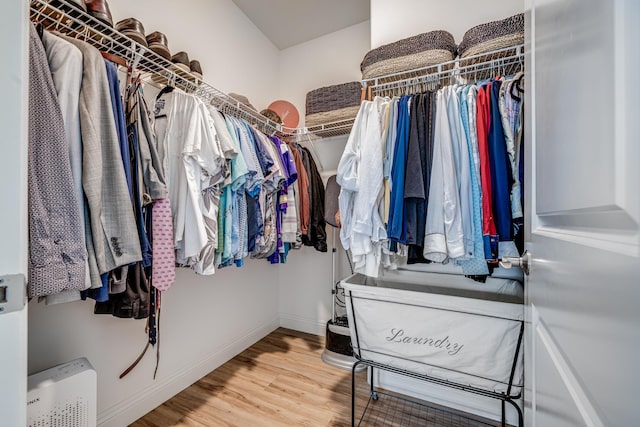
[305,82,362,127]
[360,30,457,80]
[458,14,524,66]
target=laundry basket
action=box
[360,30,457,82]
[458,14,524,67]
[305,81,362,127]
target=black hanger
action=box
[155,85,175,100]
[36,23,44,40]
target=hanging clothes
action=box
[423,87,464,262]
[386,95,411,245]
[299,146,327,252]
[487,79,513,243]
[62,34,142,274]
[447,85,473,261]
[407,91,436,264]
[476,83,499,260]
[404,93,426,247]
[27,24,87,298]
[337,96,388,277]
[499,73,525,253]
[457,84,490,276]
[94,74,168,316]
[289,143,311,237]
[383,97,399,224]
[154,89,225,266]
[40,30,90,304]
[340,71,524,278]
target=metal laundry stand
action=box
[349,292,525,427]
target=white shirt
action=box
[337,96,388,277]
[424,87,464,262]
[155,91,225,264]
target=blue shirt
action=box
[489,81,513,241]
[104,60,132,198]
[387,95,411,244]
[457,85,489,275]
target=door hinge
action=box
[0,274,26,315]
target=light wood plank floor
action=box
[131,328,501,427]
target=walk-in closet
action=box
[1,1,639,426]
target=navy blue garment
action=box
[104,60,133,198]
[247,125,274,177]
[84,273,109,302]
[515,109,525,253]
[387,95,411,244]
[489,81,514,242]
[403,94,424,246]
[129,122,153,268]
[243,126,267,252]
[246,191,260,253]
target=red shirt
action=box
[476,84,497,236]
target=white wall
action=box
[277,133,354,335]
[278,21,370,127]
[370,0,524,48]
[276,22,369,335]
[27,1,282,426]
[108,0,280,109]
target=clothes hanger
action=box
[36,22,44,40]
[34,4,46,23]
[510,73,524,102]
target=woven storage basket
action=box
[305,82,361,127]
[458,14,524,66]
[360,30,457,80]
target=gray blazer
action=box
[27,25,87,298]
[61,35,142,273]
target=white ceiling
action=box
[232,0,370,50]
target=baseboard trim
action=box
[279,313,325,336]
[97,316,280,427]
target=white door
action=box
[0,0,29,426]
[525,0,640,426]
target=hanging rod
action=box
[29,0,282,136]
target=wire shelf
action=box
[364,45,525,98]
[282,45,524,139]
[30,0,282,136]
[278,117,356,141]
[358,391,499,427]
[29,0,523,139]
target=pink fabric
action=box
[152,198,176,291]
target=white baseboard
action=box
[279,313,325,336]
[97,316,280,427]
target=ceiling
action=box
[232,0,370,50]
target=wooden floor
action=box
[131,328,500,427]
